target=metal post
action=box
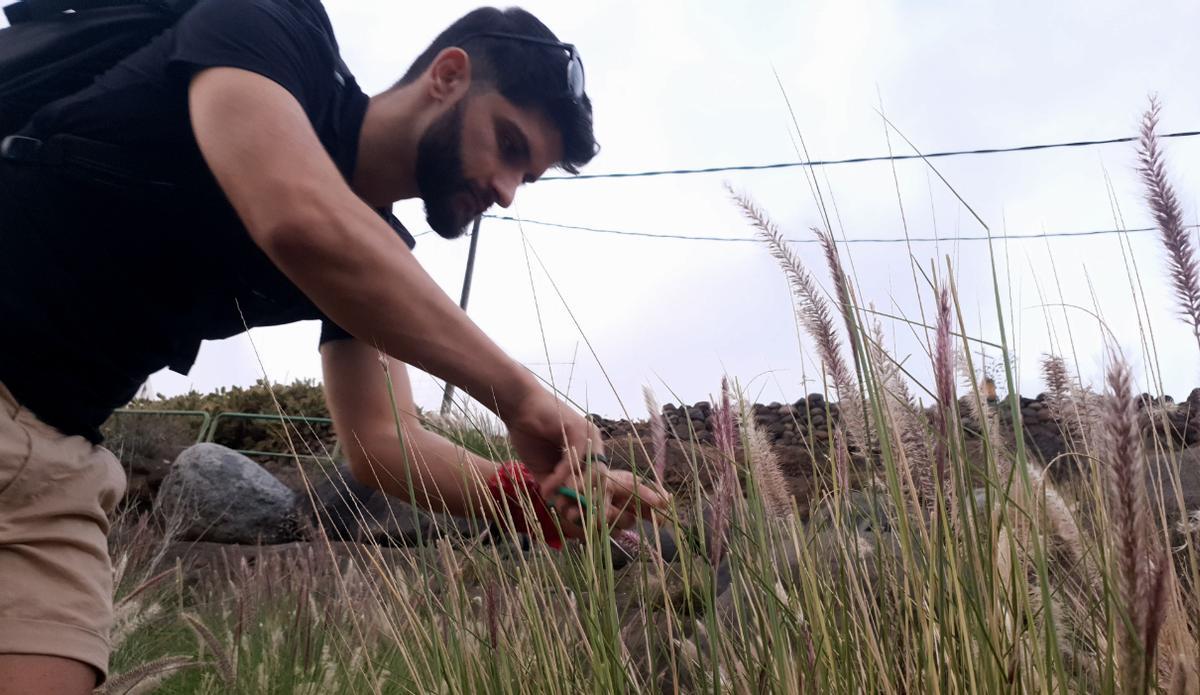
[440,215,483,415]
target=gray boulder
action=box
[155,443,299,544]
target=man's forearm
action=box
[268,200,537,415]
[348,426,501,519]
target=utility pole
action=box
[440,215,483,415]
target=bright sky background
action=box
[143,0,1200,417]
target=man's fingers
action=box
[607,504,641,530]
[607,474,670,518]
[539,460,574,500]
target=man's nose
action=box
[492,171,521,209]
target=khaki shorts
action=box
[0,380,126,680]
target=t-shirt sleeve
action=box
[318,317,352,345]
[317,208,418,347]
[167,0,334,111]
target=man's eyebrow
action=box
[495,117,532,163]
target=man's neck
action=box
[352,86,428,207]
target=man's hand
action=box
[498,385,602,485]
[493,385,670,538]
[493,460,669,544]
[552,466,670,535]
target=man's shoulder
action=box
[177,0,341,64]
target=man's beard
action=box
[415,101,477,240]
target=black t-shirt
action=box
[0,0,415,442]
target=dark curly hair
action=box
[396,7,598,174]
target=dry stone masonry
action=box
[589,388,1200,471]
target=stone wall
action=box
[588,388,1200,471]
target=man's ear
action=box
[427,47,471,103]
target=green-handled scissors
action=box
[549,451,606,520]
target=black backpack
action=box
[0,0,197,139]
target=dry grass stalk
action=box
[109,600,163,654]
[1102,356,1165,689]
[727,186,867,452]
[814,225,862,374]
[992,460,1108,679]
[737,398,794,518]
[1041,354,1071,417]
[709,378,739,566]
[833,430,852,493]
[643,386,668,482]
[181,612,237,686]
[484,581,501,650]
[867,315,933,508]
[1137,96,1200,351]
[1041,354,1102,462]
[933,284,956,493]
[94,655,199,695]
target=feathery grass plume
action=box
[1041,354,1103,465]
[109,600,163,655]
[1042,354,1071,417]
[94,656,199,695]
[1137,96,1200,351]
[868,315,933,507]
[726,186,867,451]
[484,581,501,650]
[182,612,236,687]
[933,283,956,498]
[1102,355,1155,690]
[814,225,862,373]
[643,386,667,482]
[1042,353,1082,472]
[709,378,738,566]
[736,397,793,518]
[1141,556,1171,688]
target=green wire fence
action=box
[109,409,341,461]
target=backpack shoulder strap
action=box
[4,0,194,25]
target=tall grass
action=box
[101,100,1200,693]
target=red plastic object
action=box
[487,461,564,549]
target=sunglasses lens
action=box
[567,54,585,98]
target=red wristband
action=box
[487,461,564,549]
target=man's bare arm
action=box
[322,339,669,532]
[188,67,537,416]
[321,338,499,518]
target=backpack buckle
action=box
[0,135,44,163]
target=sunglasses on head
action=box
[456,31,586,101]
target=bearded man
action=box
[0,3,664,691]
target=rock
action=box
[1147,449,1200,537]
[155,443,299,544]
[305,464,483,546]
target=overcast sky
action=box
[142,0,1200,417]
